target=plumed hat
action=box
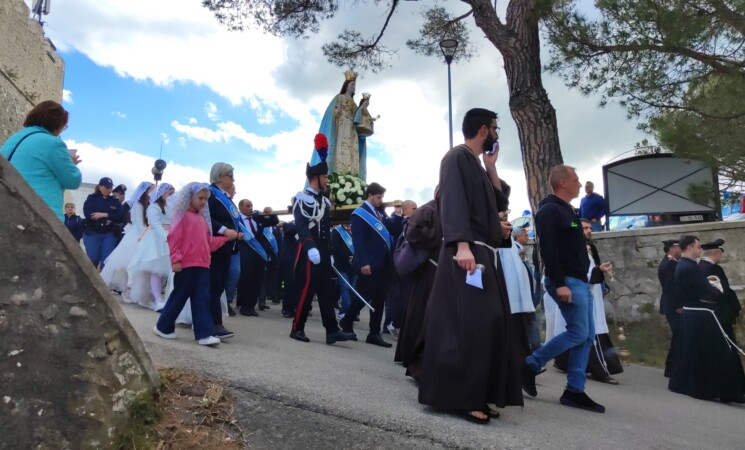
[306,133,329,178]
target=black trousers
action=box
[341,268,389,335]
[292,248,340,334]
[208,251,232,326]
[664,311,682,378]
[237,246,266,310]
[280,246,298,314]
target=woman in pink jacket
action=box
[154,183,239,346]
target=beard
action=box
[482,134,496,153]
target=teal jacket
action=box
[1,126,82,221]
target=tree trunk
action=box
[467,0,564,212]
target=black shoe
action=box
[366,333,392,348]
[271,299,281,305]
[521,361,538,397]
[720,396,745,404]
[595,376,619,385]
[258,304,270,311]
[326,330,356,345]
[354,315,360,322]
[559,390,605,413]
[215,327,235,340]
[282,311,295,318]
[240,307,259,317]
[227,305,237,317]
[290,330,310,342]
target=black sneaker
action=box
[215,327,235,340]
[521,361,538,397]
[559,390,605,413]
[290,330,310,342]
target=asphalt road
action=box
[121,301,743,449]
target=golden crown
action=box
[344,70,358,81]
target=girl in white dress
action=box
[128,183,175,311]
[100,181,154,300]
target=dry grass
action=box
[153,368,245,449]
[116,368,245,449]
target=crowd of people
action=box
[3,101,743,425]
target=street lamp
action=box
[439,38,459,148]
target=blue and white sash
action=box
[210,186,268,261]
[334,225,354,254]
[263,227,279,255]
[352,207,391,250]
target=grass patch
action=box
[114,368,245,450]
[618,317,671,368]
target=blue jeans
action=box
[224,252,241,304]
[83,232,117,269]
[157,267,214,340]
[527,276,595,392]
[338,270,356,317]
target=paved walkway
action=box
[122,301,743,449]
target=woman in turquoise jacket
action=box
[1,100,82,221]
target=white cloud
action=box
[205,101,219,121]
[62,89,73,104]
[111,111,127,119]
[45,0,647,217]
[160,132,170,145]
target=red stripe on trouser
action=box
[292,247,312,332]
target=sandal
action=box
[462,410,490,424]
[483,406,501,419]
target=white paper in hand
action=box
[466,265,484,290]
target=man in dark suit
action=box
[237,198,278,316]
[339,182,395,348]
[698,239,741,342]
[280,219,299,318]
[332,224,355,320]
[658,239,682,377]
[207,163,242,340]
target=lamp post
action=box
[439,38,459,149]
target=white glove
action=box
[707,275,724,293]
[308,248,321,265]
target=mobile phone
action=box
[67,148,78,157]
[486,140,499,155]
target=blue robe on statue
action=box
[311,95,367,181]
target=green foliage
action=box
[545,0,745,119]
[649,75,745,189]
[201,0,338,35]
[685,180,717,207]
[406,7,474,64]
[113,389,163,450]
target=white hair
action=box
[209,162,234,184]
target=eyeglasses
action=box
[222,172,235,179]
[487,125,500,137]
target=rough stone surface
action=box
[528,221,745,323]
[0,0,65,144]
[0,157,159,449]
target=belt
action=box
[474,240,499,272]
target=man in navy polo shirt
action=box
[579,181,608,232]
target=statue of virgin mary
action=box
[310,70,368,180]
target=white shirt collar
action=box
[306,186,319,195]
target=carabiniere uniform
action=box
[290,134,354,345]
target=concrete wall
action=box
[0,0,65,143]
[586,221,745,322]
[0,157,159,449]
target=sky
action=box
[27,0,647,218]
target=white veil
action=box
[149,183,174,204]
[126,181,155,208]
[168,182,212,229]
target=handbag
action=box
[393,222,430,278]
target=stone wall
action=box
[526,221,745,323]
[0,158,159,447]
[0,0,65,143]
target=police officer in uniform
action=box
[290,134,356,345]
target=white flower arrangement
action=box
[328,172,367,206]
